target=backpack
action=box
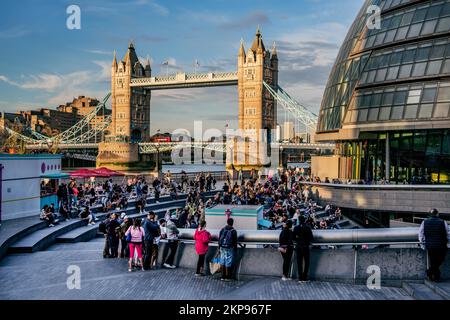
[219,228,234,248]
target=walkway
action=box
[0,238,415,300]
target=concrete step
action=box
[402,281,446,300]
[8,219,88,253]
[424,280,450,300]
[56,206,181,243]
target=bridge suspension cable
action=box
[2,93,112,149]
[263,81,318,135]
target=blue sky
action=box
[0,0,364,133]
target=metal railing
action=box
[177,227,424,246]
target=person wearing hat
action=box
[419,208,450,282]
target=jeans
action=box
[143,240,153,270]
[281,247,293,277]
[165,240,179,266]
[296,245,311,280]
[196,254,206,274]
[108,235,119,257]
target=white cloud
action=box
[0,61,111,106]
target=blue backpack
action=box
[219,228,234,248]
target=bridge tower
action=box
[227,27,278,174]
[97,42,154,171]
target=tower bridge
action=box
[2,27,329,171]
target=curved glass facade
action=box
[317,0,450,133]
[316,0,450,183]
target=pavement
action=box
[0,237,415,300]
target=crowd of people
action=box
[38,167,449,283]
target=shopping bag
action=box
[209,251,222,275]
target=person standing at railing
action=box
[194,220,211,276]
[293,215,314,282]
[218,218,238,281]
[279,219,294,281]
[419,208,450,282]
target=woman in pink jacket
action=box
[194,220,211,276]
[125,218,145,272]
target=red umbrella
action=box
[69,168,95,178]
[92,167,124,177]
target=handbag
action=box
[126,232,132,242]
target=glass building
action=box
[315,0,450,184]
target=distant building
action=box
[283,121,294,142]
[4,96,111,138]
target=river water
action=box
[161,164,226,173]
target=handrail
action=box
[177,227,423,245]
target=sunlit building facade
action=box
[315,0,450,183]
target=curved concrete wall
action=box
[156,242,450,283]
[303,182,450,215]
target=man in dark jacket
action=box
[293,215,314,282]
[419,208,450,282]
[218,218,238,281]
[142,211,159,270]
[106,213,121,258]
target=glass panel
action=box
[407,23,422,38]
[436,17,450,32]
[411,62,427,77]
[418,104,434,118]
[420,19,437,35]
[391,106,404,119]
[412,8,428,23]
[394,91,408,105]
[407,89,422,104]
[400,11,414,26]
[368,108,379,121]
[443,60,450,73]
[395,26,409,41]
[438,85,450,101]
[430,44,446,59]
[433,103,450,118]
[379,107,391,120]
[399,64,413,78]
[358,109,368,122]
[386,66,399,80]
[427,4,443,19]
[384,29,397,43]
[404,104,418,118]
[402,48,416,63]
[372,93,383,106]
[382,92,394,105]
[375,68,387,82]
[422,87,437,103]
[416,46,431,61]
[426,60,443,75]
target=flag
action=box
[195,59,200,67]
[162,61,169,66]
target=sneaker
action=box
[142,268,145,271]
[220,278,225,281]
[163,263,172,268]
[282,276,288,281]
[195,273,205,277]
[169,264,176,269]
[49,224,55,227]
[128,268,132,272]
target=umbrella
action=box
[69,168,95,178]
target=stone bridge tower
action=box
[227,27,278,174]
[97,42,153,171]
